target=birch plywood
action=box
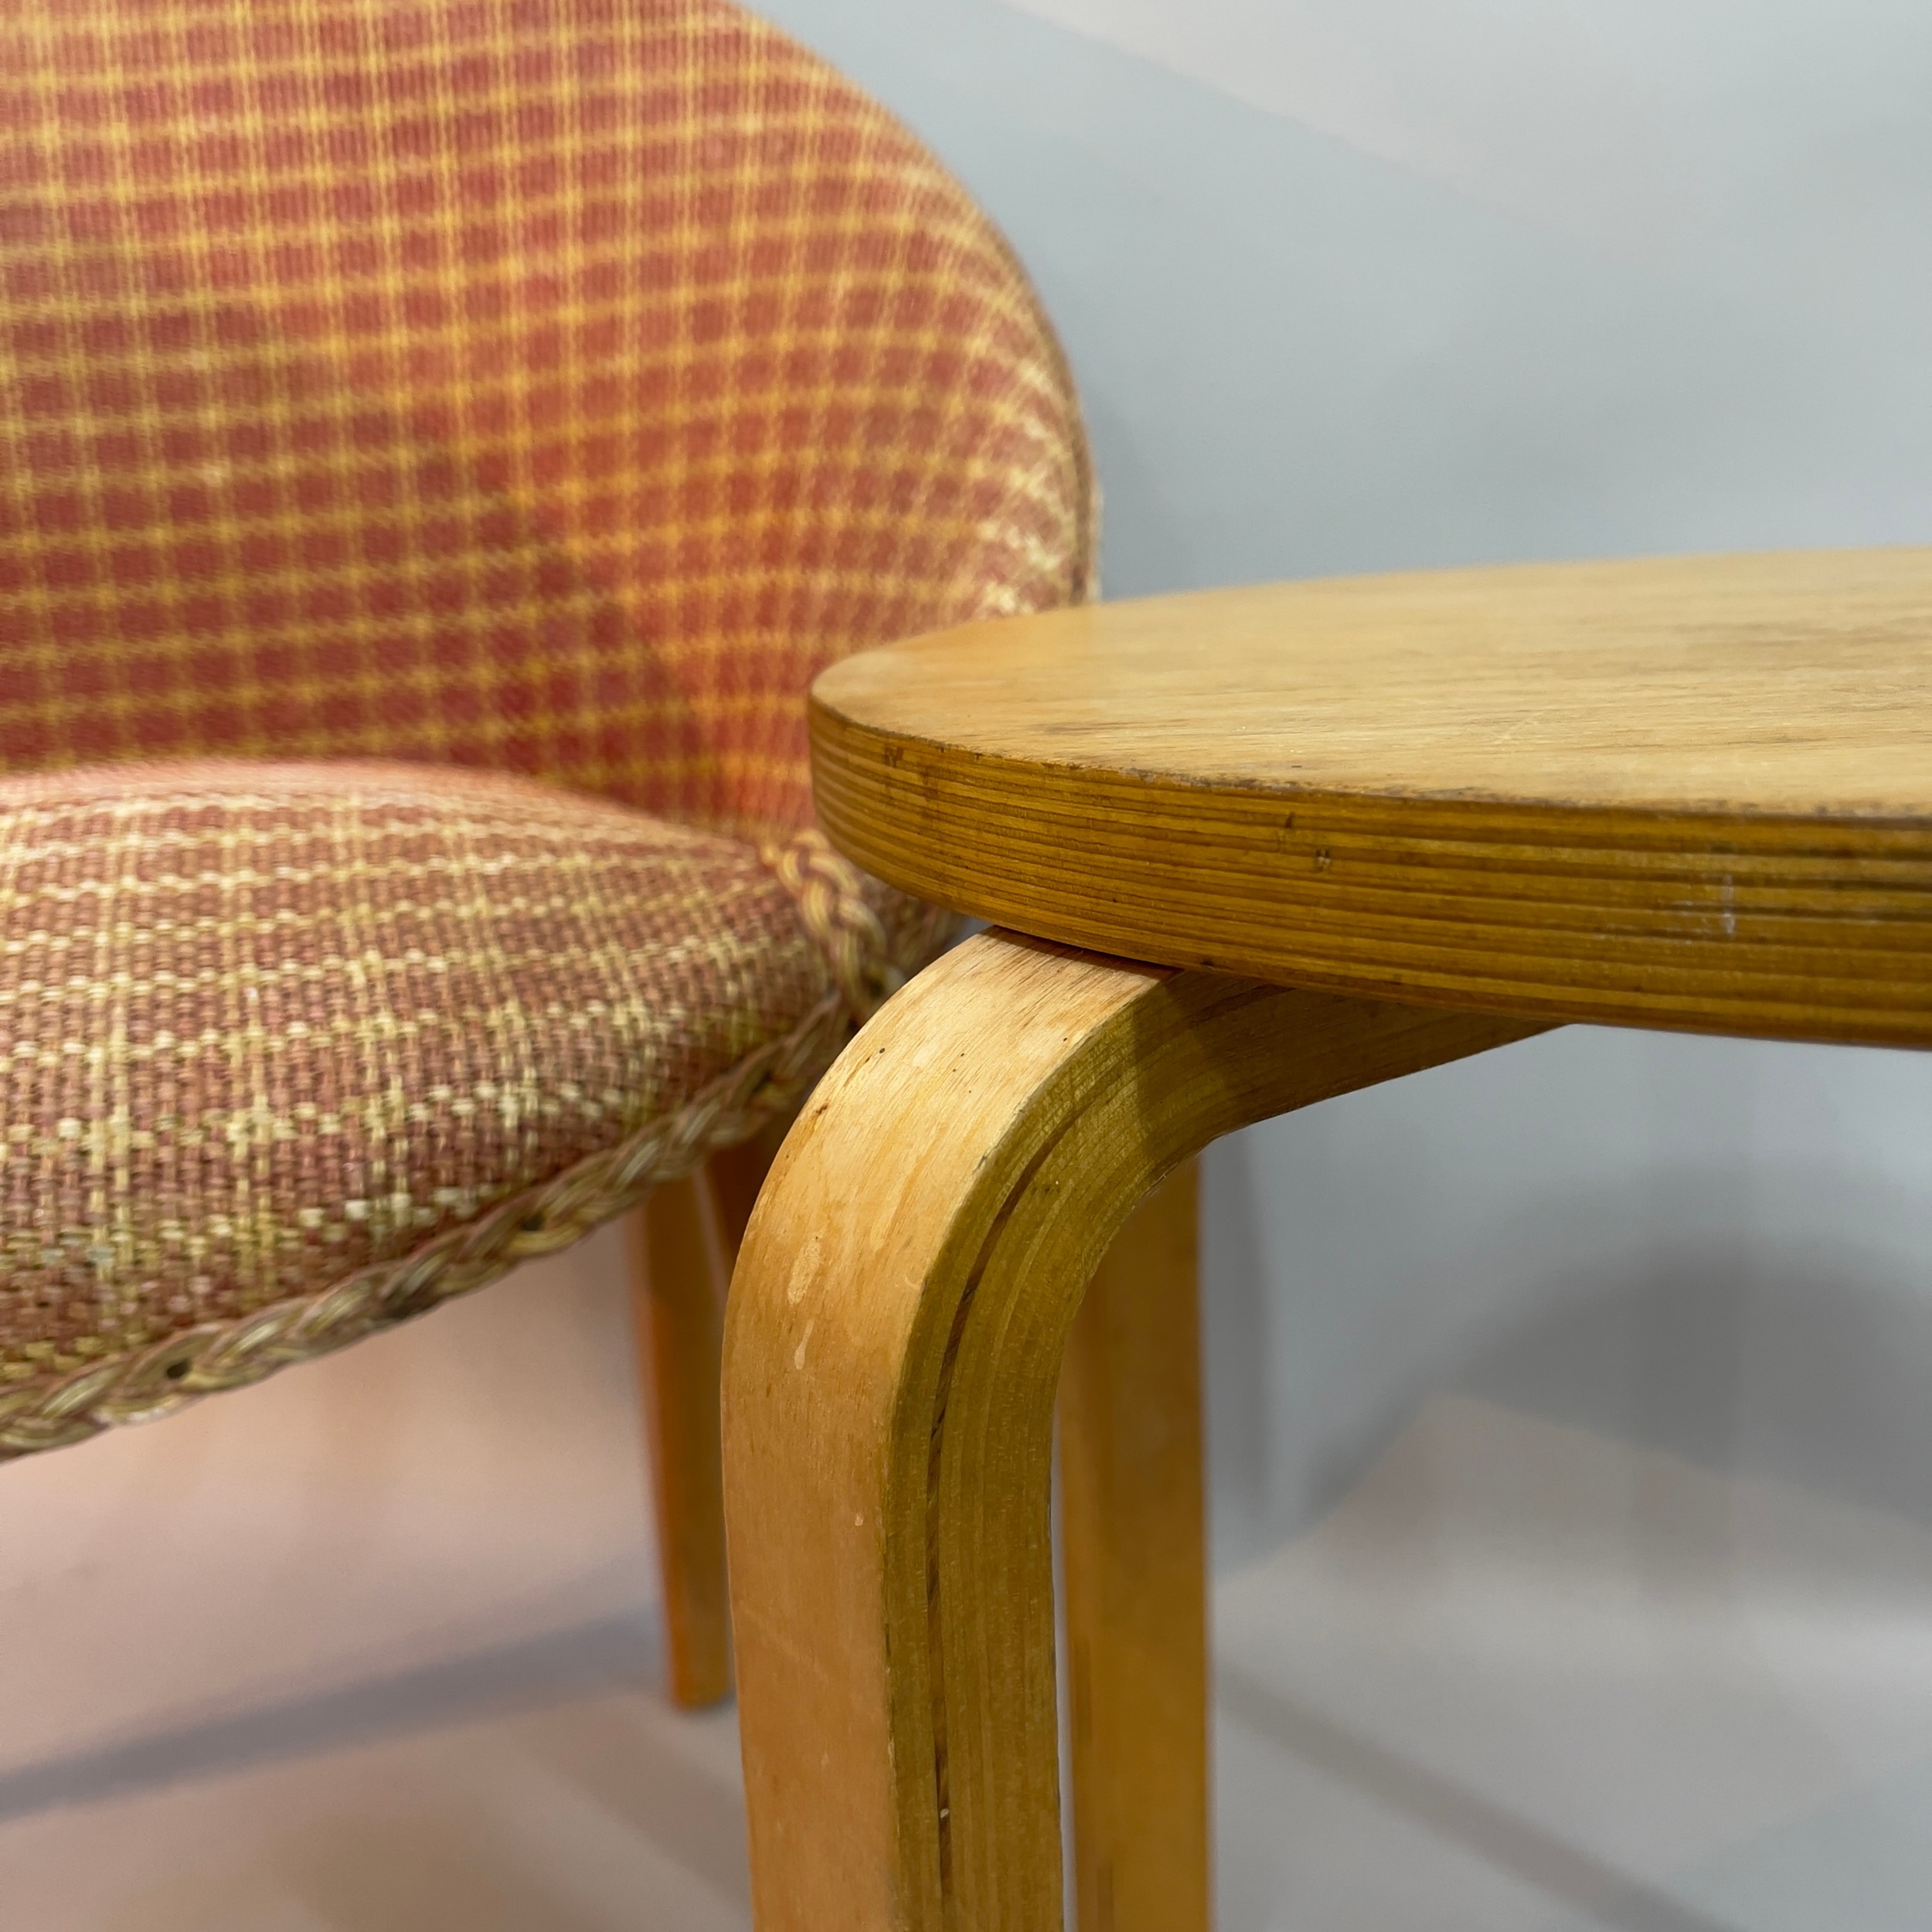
[1061,1162,1211,1932]
[722,932,1541,1932]
[811,548,1932,1046]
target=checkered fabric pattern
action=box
[0,0,1092,838]
[0,0,1094,1450]
[0,760,937,1391]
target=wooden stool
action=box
[720,548,1932,1930]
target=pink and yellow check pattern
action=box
[0,0,1093,1447]
[0,0,1093,838]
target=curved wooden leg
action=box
[628,1114,791,1709]
[723,930,1540,1930]
[1061,1158,1208,1932]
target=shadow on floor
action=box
[1218,1661,1747,1932]
[0,1616,661,1822]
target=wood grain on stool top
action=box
[811,547,1932,1046]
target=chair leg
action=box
[722,930,1539,1930]
[628,1114,792,1709]
[1061,1158,1209,1932]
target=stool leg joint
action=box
[724,930,1540,1930]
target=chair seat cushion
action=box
[0,760,907,1453]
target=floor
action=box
[5,1225,1932,1930]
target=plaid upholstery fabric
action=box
[0,757,935,1396]
[0,0,1094,842]
[0,0,1094,1445]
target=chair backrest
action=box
[0,0,1094,843]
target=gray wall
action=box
[4,10,1930,1913]
[757,0,1932,1563]
[6,0,1930,1783]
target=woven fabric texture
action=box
[0,0,1094,842]
[0,0,1094,1451]
[0,759,946,1451]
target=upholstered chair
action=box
[0,0,1093,1710]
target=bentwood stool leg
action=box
[1060,1159,1210,1932]
[628,1114,792,1708]
[723,930,1536,1930]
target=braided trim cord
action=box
[760,828,913,1022]
[0,835,966,1463]
[0,987,851,1461]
